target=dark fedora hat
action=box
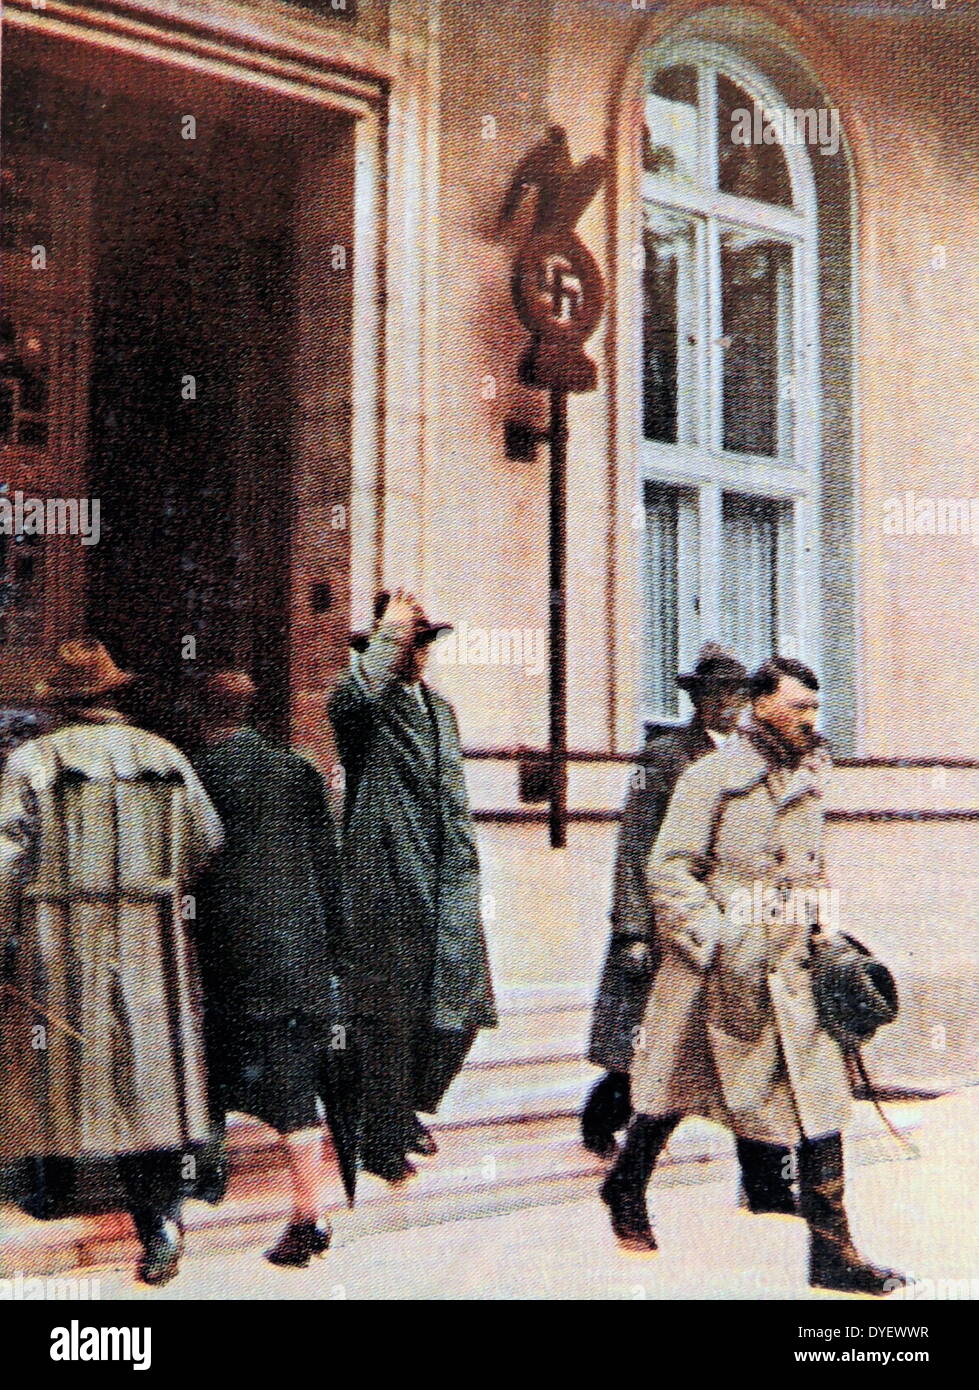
[349,591,453,653]
[676,642,748,692]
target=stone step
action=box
[468,1006,589,1067]
[0,1100,925,1281]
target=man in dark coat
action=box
[583,644,797,1216]
[328,589,497,1183]
[193,672,358,1266]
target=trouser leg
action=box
[116,1150,186,1287]
[22,1155,77,1220]
[581,1072,633,1154]
[116,1150,185,1239]
[735,1137,798,1215]
[357,1015,414,1178]
[798,1132,904,1295]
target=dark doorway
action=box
[87,126,296,749]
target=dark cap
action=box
[676,642,748,692]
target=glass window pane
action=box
[720,230,793,458]
[716,75,794,208]
[643,485,680,719]
[642,208,699,445]
[721,495,777,670]
[644,64,699,183]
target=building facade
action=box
[2,0,977,1099]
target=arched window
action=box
[636,43,825,722]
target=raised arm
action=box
[327,590,423,754]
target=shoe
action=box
[364,1157,418,1185]
[600,1172,658,1252]
[265,1219,333,1268]
[800,1133,904,1296]
[137,1217,184,1287]
[809,1233,905,1296]
[408,1119,439,1157]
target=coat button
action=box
[774,847,786,864]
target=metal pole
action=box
[549,387,568,848]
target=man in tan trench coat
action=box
[0,640,223,1285]
[600,656,905,1296]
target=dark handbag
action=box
[810,931,899,1051]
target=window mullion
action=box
[706,215,724,454]
[697,482,722,644]
[698,63,718,191]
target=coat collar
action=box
[61,706,129,726]
[717,731,828,808]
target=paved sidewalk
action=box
[75,1088,979,1300]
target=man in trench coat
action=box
[0,640,223,1286]
[600,656,905,1295]
[328,590,497,1182]
[582,645,796,1216]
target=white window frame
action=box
[634,40,823,729]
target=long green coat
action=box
[631,731,852,1146]
[328,625,496,1159]
[0,714,223,1162]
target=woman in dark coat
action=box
[193,671,356,1267]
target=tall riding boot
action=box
[736,1137,798,1216]
[799,1133,904,1295]
[600,1113,679,1251]
[581,1072,633,1159]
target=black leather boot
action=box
[799,1133,905,1295]
[736,1137,799,1215]
[600,1113,678,1252]
[581,1072,633,1159]
[137,1214,185,1287]
[118,1150,186,1287]
[265,1218,333,1268]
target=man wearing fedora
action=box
[583,643,795,1216]
[328,589,497,1182]
[0,638,224,1286]
[600,655,905,1294]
